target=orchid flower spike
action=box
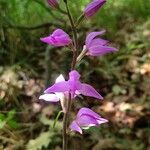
[47,0,59,9]
[85,30,118,56]
[69,107,108,134]
[44,70,103,100]
[40,29,72,47]
[39,74,67,113]
[84,0,106,18]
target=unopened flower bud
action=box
[84,0,106,18]
[47,0,59,9]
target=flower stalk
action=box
[63,2,79,150]
[39,1,117,150]
[76,46,88,62]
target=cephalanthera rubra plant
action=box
[39,0,118,149]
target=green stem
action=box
[65,2,78,70]
[75,14,85,27]
[62,2,79,150]
[63,111,68,150]
[65,3,78,49]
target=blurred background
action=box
[0,0,150,149]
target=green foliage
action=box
[112,85,126,95]
[0,114,6,128]
[26,113,62,150]
[0,110,19,129]
[26,132,53,150]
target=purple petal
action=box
[69,121,82,134]
[68,70,82,94]
[87,45,118,56]
[84,0,106,18]
[40,36,53,44]
[76,107,108,127]
[69,70,81,81]
[79,83,103,99]
[40,29,72,47]
[68,80,82,94]
[44,81,70,93]
[77,107,102,119]
[39,94,59,102]
[89,38,109,48]
[77,114,99,127]
[52,29,67,36]
[86,31,105,48]
[52,29,72,46]
[52,36,71,46]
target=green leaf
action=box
[7,120,20,129]
[0,113,5,120]
[53,111,63,128]
[0,120,6,129]
[7,110,16,120]
[0,114,6,129]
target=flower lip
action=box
[77,114,100,127]
[39,93,59,102]
[39,74,65,102]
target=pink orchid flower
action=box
[70,107,108,134]
[85,30,118,56]
[84,0,106,18]
[44,70,103,100]
[40,29,72,47]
